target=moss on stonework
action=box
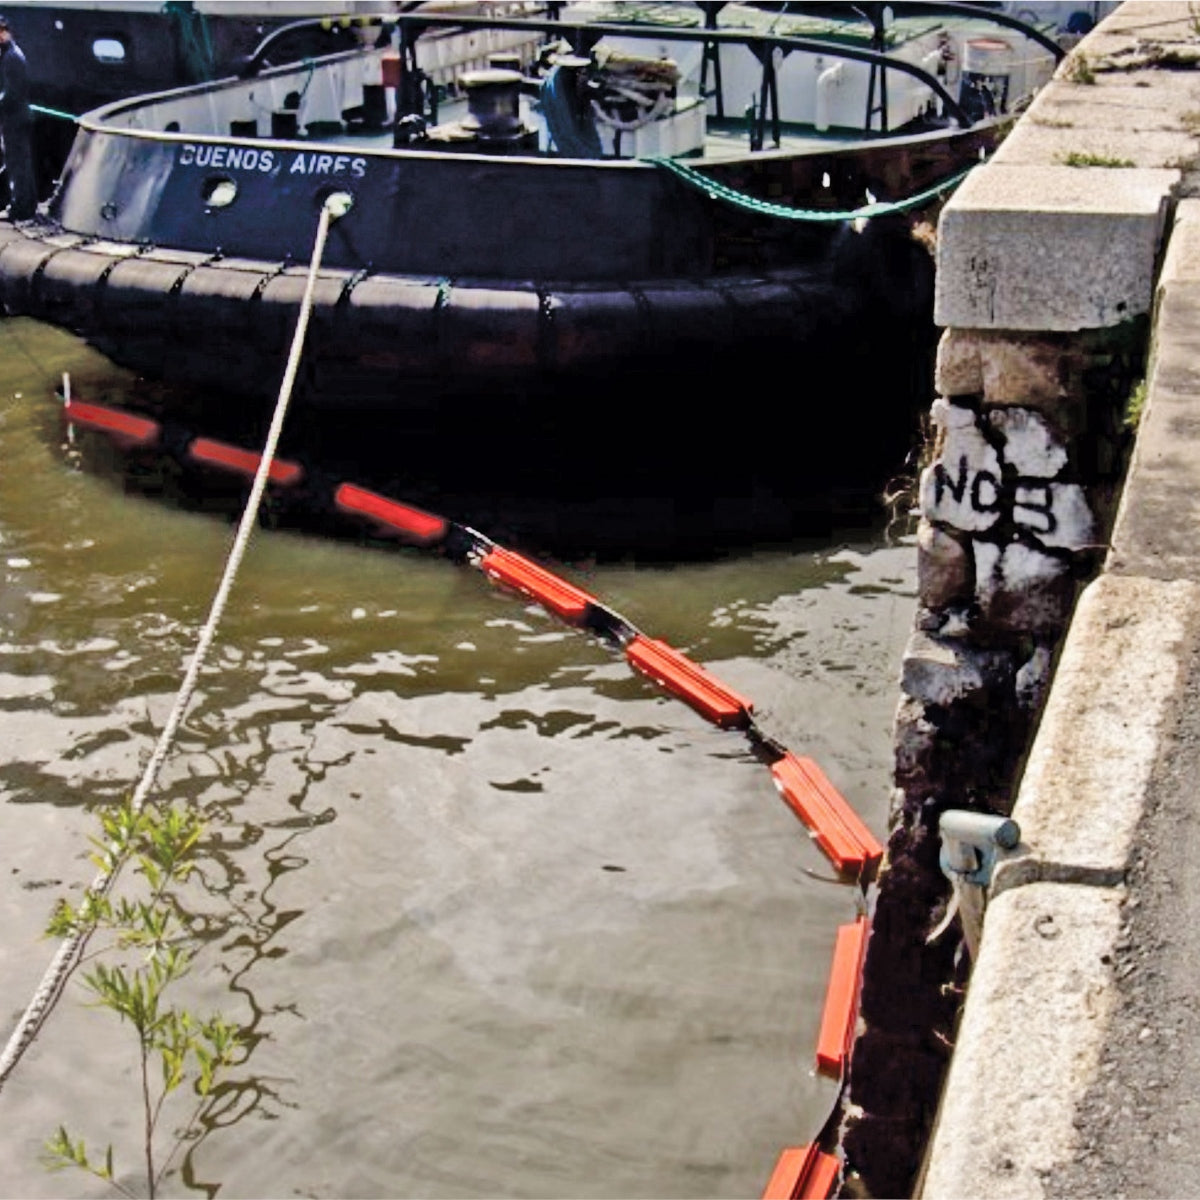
[1058,151,1136,168]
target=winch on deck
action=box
[394,41,700,158]
[415,66,540,153]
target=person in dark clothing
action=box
[0,15,35,220]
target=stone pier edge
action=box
[917,5,1200,1197]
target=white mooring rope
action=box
[0,192,350,1092]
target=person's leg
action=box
[3,120,36,219]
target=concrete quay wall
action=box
[840,4,1200,1195]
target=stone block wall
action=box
[826,3,1200,1188]
[820,2,1200,1189]
[837,325,1141,1199]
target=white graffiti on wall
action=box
[919,399,1095,551]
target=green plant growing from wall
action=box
[1124,378,1148,430]
[1063,51,1096,84]
[41,797,241,1199]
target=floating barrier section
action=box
[333,482,448,546]
[770,753,883,876]
[624,634,753,729]
[815,916,870,1079]
[63,399,160,448]
[187,437,304,486]
[761,1144,841,1200]
[480,546,596,624]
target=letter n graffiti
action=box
[934,456,970,507]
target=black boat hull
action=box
[0,211,933,412]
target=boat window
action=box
[203,178,239,209]
[92,37,128,65]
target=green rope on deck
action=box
[647,155,978,222]
[31,104,78,123]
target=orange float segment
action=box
[797,1150,840,1200]
[63,399,160,447]
[333,482,448,546]
[187,437,304,486]
[761,1145,840,1200]
[480,546,595,623]
[770,753,883,874]
[762,1147,809,1200]
[625,634,753,729]
[815,916,870,1079]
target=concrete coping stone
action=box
[919,881,1123,1200]
[1155,197,1200,289]
[1106,200,1200,579]
[990,122,1195,170]
[991,573,1200,895]
[934,165,1177,331]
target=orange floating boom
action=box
[761,1144,840,1200]
[815,916,870,1079]
[63,399,160,447]
[187,437,304,486]
[333,482,448,546]
[480,546,596,623]
[770,753,883,874]
[624,634,753,729]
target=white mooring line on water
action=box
[0,191,353,1093]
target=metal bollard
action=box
[938,810,1021,960]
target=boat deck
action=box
[296,99,883,163]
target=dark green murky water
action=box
[0,316,916,1199]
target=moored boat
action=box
[0,3,1065,480]
[0,0,426,202]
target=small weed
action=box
[1031,116,1075,129]
[1063,52,1096,84]
[1124,378,1148,430]
[1058,151,1135,168]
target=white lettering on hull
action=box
[178,143,277,173]
[287,152,366,178]
[177,145,367,179]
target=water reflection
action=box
[0,317,916,1198]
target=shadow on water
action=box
[57,215,940,561]
[73,331,934,563]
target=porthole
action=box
[203,177,238,209]
[92,36,127,64]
